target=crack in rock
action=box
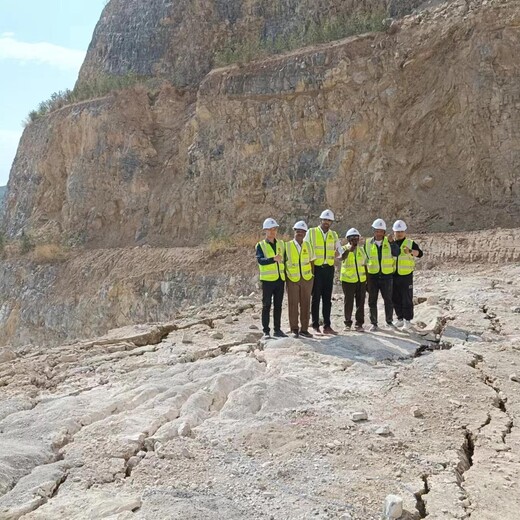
[451,429,475,519]
[414,474,430,518]
[48,471,69,500]
[456,350,515,519]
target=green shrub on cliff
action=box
[23,90,72,124]
[23,73,151,125]
[71,72,149,102]
[214,10,386,67]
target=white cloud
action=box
[0,129,23,185]
[0,33,85,70]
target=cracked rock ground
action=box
[0,264,519,519]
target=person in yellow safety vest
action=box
[391,219,424,331]
[340,228,368,332]
[364,218,399,332]
[256,218,288,340]
[285,221,316,339]
[304,209,343,335]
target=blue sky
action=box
[0,0,107,186]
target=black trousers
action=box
[311,265,334,328]
[342,281,366,327]
[261,279,285,334]
[393,273,414,321]
[367,275,393,325]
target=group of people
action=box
[255,210,423,340]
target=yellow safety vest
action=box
[285,240,314,282]
[306,227,338,266]
[257,240,286,282]
[340,246,367,283]
[365,237,395,275]
[396,238,415,275]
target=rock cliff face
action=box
[78,0,406,89]
[4,86,196,246]
[192,1,520,234]
[3,0,519,247]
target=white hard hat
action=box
[262,218,279,230]
[392,219,407,232]
[372,218,387,230]
[319,209,335,221]
[293,220,308,231]
[346,227,360,238]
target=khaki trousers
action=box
[286,277,314,332]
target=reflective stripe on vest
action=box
[397,238,415,275]
[257,240,286,281]
[365,237,395,275]
[307,227,338,266]
[340,247,367,283]
[285,241,313,282]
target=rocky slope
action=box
[0,262,519,519]
[3,0,519,246]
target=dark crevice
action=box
[414,474,430,518]
[413,335,448,357]
[455,430,474,488]
[502,419,513,444]
[463,430,475,468]
[455,429,475,517]
[124,438,147,479]
[483,375,507,410]
[413,344,431,357]
[49,471,69,500]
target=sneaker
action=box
[395,319,404,328]
[273,330,288,338]
[299,330,314,338]
[312,326,322,335]
[323,326,338,335]
[343,325,351,332]
[402,320,412,331]
[369,324,378,332]
[262,333,271,340]
[354,324,364,332]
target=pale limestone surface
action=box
[0,263,519,519]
